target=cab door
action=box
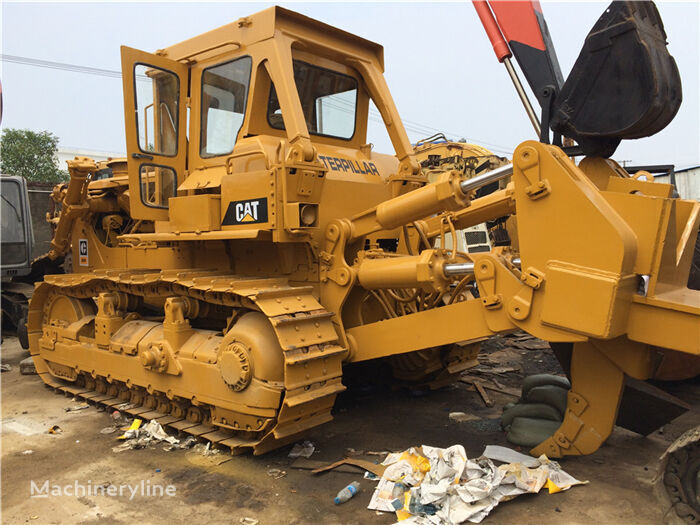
[121,46,188,221]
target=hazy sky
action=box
[2,1,699,168]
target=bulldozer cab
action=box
[120,6,417,223]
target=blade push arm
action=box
[47,157,96,260]
[322,140,699,458]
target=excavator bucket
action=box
[550,1,682,156]
[478,1,682,157]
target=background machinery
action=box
[27,3,698,496]
[413,134,512,255]
[1,175,34,345]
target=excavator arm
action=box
[473,1,682,156]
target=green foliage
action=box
[0,128,68,183]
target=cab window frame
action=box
[267,60,359,141]
[138,163,178,209]
[199,55,253,159]
[133,62,180,158]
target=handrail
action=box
[176,41,241,62]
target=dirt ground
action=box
[1,333,698,525]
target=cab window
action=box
[134,64,179,156]
[0,180,28,265]
[139,164,177,208]
[268,61,357,140]
[200,56,252,157]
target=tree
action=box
[0,128,68,182]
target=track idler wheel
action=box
[217,312,284,391]
[219,342,253,391]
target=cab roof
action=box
[160,6,385,71]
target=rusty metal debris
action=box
[312,458,387,478]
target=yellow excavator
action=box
[28,4,698,515]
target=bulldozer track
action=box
[27,269,347,455]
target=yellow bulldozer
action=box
[28,4,698,508]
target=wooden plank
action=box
[311,458,386,477]
[460,377,520,398]
[290,458,363,474]
[473,380,493,407]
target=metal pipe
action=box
[472,2,540,138]
[443,257,520,277]
[503,57,541,136]
[443,262,475,277]
[460,163,513,193]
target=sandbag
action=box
[521,374,571,399]
[507,417,563,449]
[502,402,563,430]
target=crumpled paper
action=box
[367,444,586,524]
[141,420,179,444]
[113,419,180,452]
